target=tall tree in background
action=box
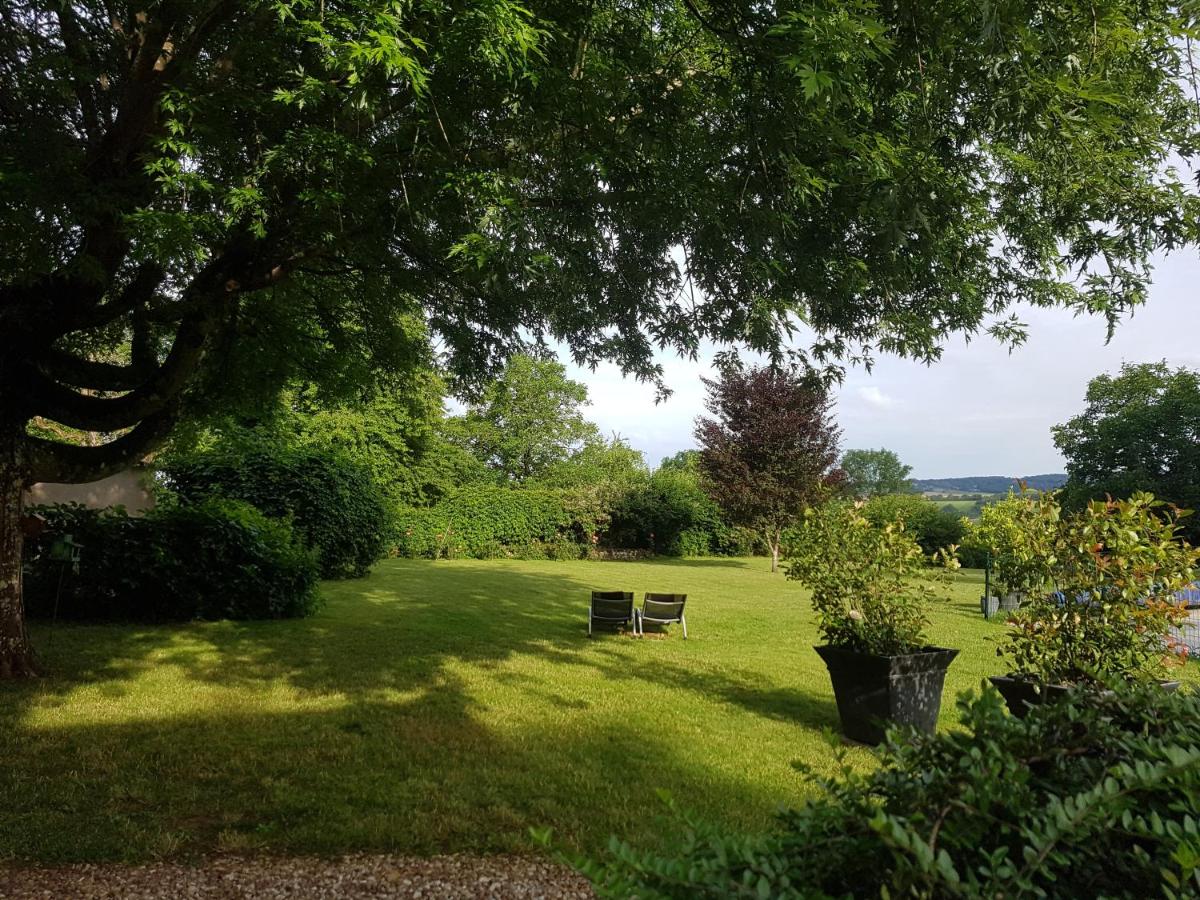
[3,0,1200,676]
[447,356,600,483]
[695,367,843,572]
[841,448,913,498]
[1053,362,1200,540]
[168,367,488,509]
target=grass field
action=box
[1,557,1195,864]
[928,497,989,518]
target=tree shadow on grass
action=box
[2,691,817,864]
[630,557,767,570]
[529,644,839,729]
[0,559,845,864]
[0,686,797,864]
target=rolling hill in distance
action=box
[910,474,1067,494]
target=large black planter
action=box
[815,645,959,745]
[990,675,1182,718]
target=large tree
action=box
[1053,362,1200,540]
[695,366,843,572]
[446,355,601,483]
[3,0,1200,676]
[841,448,913,498]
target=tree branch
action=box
[55,263,166,337]
[35,350,156,392]
[26,404,179,485]
[53,4,103,142]
[26,287,224,433]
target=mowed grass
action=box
[1,557,1195,864]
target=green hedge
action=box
[24,501,320,622]
[584,684,1200,898]
[394,485,588,559]
[163,445,391,578]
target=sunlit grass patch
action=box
[1,557,1194,863]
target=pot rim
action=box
[815,643,959,660]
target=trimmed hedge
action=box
[24,501,320,622]
[584,684,1200,898]
[394,485,588,559]
[163,445,391,578]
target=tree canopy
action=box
[841,448,913,498]
[6,0,1200,484]
[168,371,485,507]
[3,0,1200,676]
[1053,362,1200,539]
[695,365,843,571]
[446,355,602,483]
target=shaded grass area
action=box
[1,558,1194,863]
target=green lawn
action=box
[931,497,986,518]
[1,557,1194,864]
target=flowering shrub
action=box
[999,492,1199,685]
[783,502,957,656]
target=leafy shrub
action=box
[608,466,737,556]
[24,501,320,622]
[959,491,1055,594]
[670,527,714,558]
[710,524,765,557]
[862,493,964,555]
[393,485,584,559]
[163,444,391,578]
[545,533,586,560]
[954,536,990,570]
[582,685,1200,899]
[999,492,1198,685]
[783,502,956,655]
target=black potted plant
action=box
[991,492,1198,716]
[784,502,959,745]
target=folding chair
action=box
[636,593,688,639]
[589,590,634,637]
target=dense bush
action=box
[863,493,964,555]
[393,485,587,559]
[955,537,991,569]
[24,501,320,622]
[608,466,757,557]
[163,444,391,578]
[582,685,1200,899]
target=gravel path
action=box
[0,854,596,899]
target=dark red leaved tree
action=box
[695,367,844,572]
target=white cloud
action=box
[856,386,897,410]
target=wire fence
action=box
[1171,584,1200,657]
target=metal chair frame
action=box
[635,593,688,639]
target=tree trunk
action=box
[0,429,37,679]
[769,534,779,573]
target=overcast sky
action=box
[555,249,1200,478]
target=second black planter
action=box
[990,675,1182,718]
[815,644,959,745]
